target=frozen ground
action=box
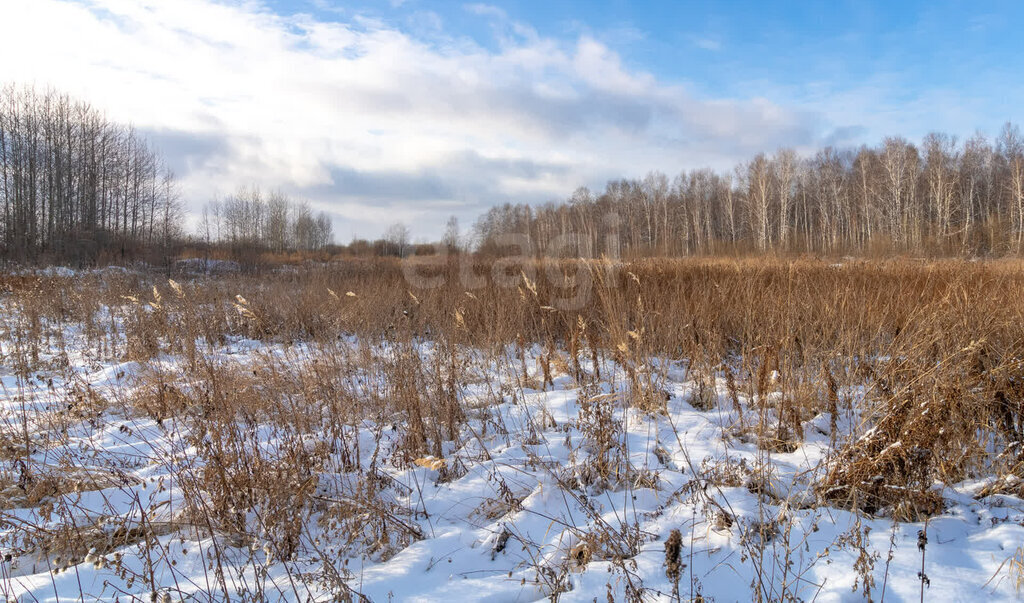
[0,311,1022,601]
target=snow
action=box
[174,258,241,274]
[0,313,1021,601]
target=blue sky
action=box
[1,0,1021,239]
[284,0,1023,136]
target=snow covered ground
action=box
[0,302,1022,601]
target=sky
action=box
[1,0,1022,241]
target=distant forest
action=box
[197,188,334,257]
[4,84,1024,264]
[474,126,1024,257]
[0,85,333,265]
[0,85,181,263]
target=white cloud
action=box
[690,36,722,51]
[463,3,507,20]
[0,0,836,239]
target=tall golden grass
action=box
[1,256,1023,599]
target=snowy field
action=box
[0,268,1022,602]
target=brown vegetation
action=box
[1,256,1023,599]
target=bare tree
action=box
[443,215,460,252]
[998,123,1024,252]
[774,148,797,250]
[744,154,773,251]
[922,132,959,246]
[384,222,411,257]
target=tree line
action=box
[0,85,337,265]
[474,126,1024,257]
[8,83,1024,264]
[198,186,333,255]
[0,85,182,264]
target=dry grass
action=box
[1,256,1024,599]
